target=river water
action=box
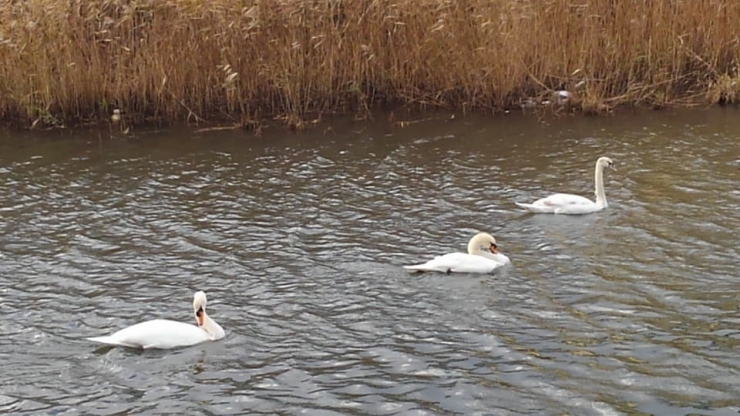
[0,109,738,415]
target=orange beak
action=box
[489,244,498,254]
[196,308,204,326]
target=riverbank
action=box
[2,0,740,130]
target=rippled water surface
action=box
[1,110,739,415]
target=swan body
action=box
[86,319,214,349]
[403,232,510,274]
[516,156,615,215]
[86,291,225,349]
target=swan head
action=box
[193,291,208,327]
[467,232,499,255]
[597,157,616,171]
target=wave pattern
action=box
[0,114,739,415]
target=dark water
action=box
[0,109,739,415]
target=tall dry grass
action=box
[1,0,740,128]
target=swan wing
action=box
[403,252,508,274]
[517,193,600,214]
[87,319,212,349]
[487,252,511,265]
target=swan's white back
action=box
[87,319,214,349]
[515,193,598,214]
[403,252,510,274]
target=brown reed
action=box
[1,0,740,128]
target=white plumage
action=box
[86,291,225,349]
[403,232,510,274]
[516,156,616,215]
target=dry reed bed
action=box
[1,0,740,128]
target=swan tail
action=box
[402,264,428,273]
[86,336,135,348]
[515,202,543,212]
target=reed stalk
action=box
[1,0,739,128]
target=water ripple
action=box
[1,112,739,414]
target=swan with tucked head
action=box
[403,232,511,274]
[515,156,616,215]
[86,291,225,349]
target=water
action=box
[0,109,739,415]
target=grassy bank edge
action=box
[3,0,740,132]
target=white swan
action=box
[403,232,511,274]
[86,291,225,349]
[515,156,616,214]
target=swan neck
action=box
[466,239,478,255]
[202,313,225,339]
[594,164,607,206]
[467,238,488,256]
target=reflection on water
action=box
[0,109,739,415]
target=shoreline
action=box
[5,105,727,141]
